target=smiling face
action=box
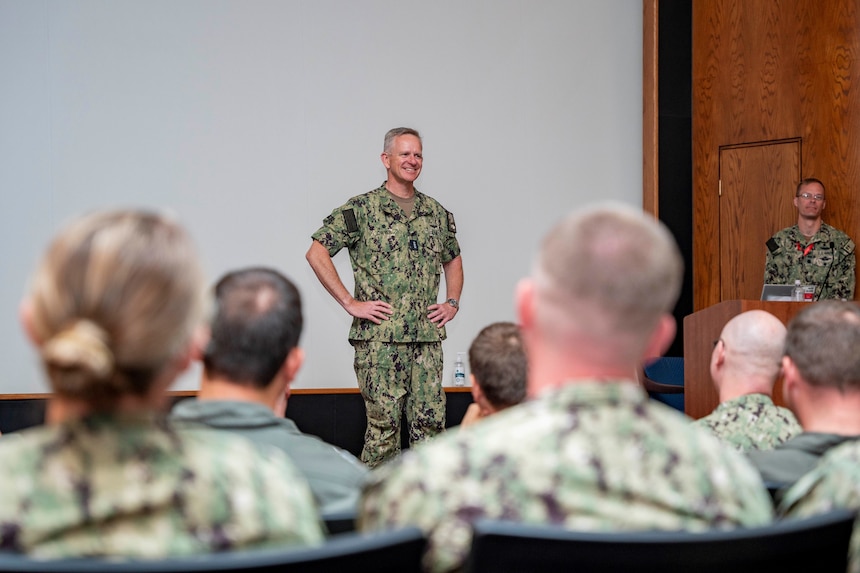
[381,134,423,188]
[794,180,826,221]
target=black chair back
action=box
[465,510,855,573]
[321,508,358,535]
[0,527,425,573]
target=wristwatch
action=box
[447,298,459,309]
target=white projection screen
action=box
[0,0,643,393]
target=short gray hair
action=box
[383,127,421,152]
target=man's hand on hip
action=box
[427,302,458,327]
[346,299,393,324]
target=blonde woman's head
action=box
[24,210,205,409]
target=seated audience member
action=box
[779,440,860,573]
[747,301,860,487]
[171,267,368,514]
[358,203,773,573]
[459,322,527,427]
[694,310,801,452]
[0,210,323,558]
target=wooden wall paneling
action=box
[718,139,801,301]
[692,0,724,310]
[693,0,860,310]
[643,0,659,218]
[693,1,801,311]
[798,1,860,255]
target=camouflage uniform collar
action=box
[376,183,434,219]
[73,411,161,428]
[716,393,774,411]
[790,223,834,243]
[55,411,173,444]
[539,379,647,407]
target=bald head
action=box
[712,311,786,397]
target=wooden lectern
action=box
[683,300,807,419]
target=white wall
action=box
[0,0,643,393]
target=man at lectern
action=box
[763,178,855,300]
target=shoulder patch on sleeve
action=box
[842,239,855,255]
[766,237,780,254]
[343,209,358,233]
[446,211,457,233]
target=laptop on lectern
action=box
[761,284,795,301]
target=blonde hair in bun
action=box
[28,210,205,407]
[41,319,115,392]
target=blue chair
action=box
[0,527,425,573]
[465,509,855,573]
[640,356,684,413]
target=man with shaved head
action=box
[694,310,802,452]
[358,203,773,573]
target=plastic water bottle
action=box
[453,353,466,386]
[793,279,804,302]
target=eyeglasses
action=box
[797,192,825,201]
[712,338,725,349]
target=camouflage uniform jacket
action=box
[778,440,860,573]
[763,223,856,300]
[358,381,773,573]
[312,184,460,342]
[0,414,324,558]
[693,393,802,453]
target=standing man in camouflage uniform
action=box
[306,127,463,468]
[359,203,773,573]
[764,178,855,300]
[694,310,802,452]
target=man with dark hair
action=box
[171,267,367,514]
[460,322,527,426]
[748,300,860,487]
[763,177,855,300]
[307,127,464,468]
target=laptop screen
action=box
[761,284,796,301]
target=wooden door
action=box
[718,139,801,301]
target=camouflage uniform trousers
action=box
[352,340,445,468]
